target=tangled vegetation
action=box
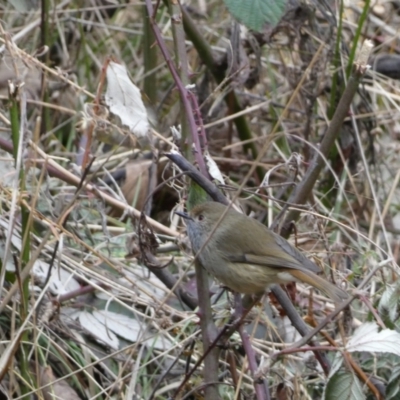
[1,0,400,399]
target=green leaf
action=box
[378,284,400,323]
[325,371,365,400]
[387,364,400,399]
[223,0,287,31]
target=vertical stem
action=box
[235,293,269,400]
[167,0,191,158]
[142,5,158,104]
[281,68,364,237]
[40,0,51,135]
[144,0,208,176]
[195,263,221,399]
[8,85,33,399]
[328,0,344,119]
[166,2,221,397]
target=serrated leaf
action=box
[105,61,149,138]
[223,0,287,31]
[328,353,345,379]
[324,371,365,400]
[346,322,400,357]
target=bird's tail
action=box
[290,269,349,303]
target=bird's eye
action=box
[198,214,204,221]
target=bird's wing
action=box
[220,214,321,273]
[271,231,321,273]
[227,253,301,270]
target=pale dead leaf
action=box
[105,61,149,138]
[346,322,400,357]
[78,311,119,349]
[204,150,225,185]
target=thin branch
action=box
[280,49,372,237]
[271,286,331,375]
[235,293,270,400]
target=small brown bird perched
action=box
[177,202,348,303]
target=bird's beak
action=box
[175,210,192,220]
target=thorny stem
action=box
[188,91,208,150]
[180,7,262,180]
[144,0,208,178]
